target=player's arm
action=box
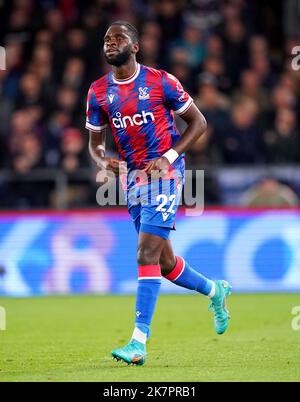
[144,103,207,175]
[88,129,124,176]
[89,129,106,165]
[86,84,125,178]
[144,71,207,175]
[172,103,207,155]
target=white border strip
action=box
[112,63,140,85]
[138,276,162,280]
[85,122,107,132]
[174,97,193,115]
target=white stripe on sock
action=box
[132,327,147,344]
[138,276,161,280]
[208,282,216,298]
[172,258,186,281]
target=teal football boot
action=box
[111,339,146,366]
[209,280,232,335]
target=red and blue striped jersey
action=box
[86,63,193,171]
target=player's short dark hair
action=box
[110,21,139,43]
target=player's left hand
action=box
[143,157,171,178]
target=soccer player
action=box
[86,21,231,366]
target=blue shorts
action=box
[127,176,183,240]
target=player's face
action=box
[103,26,138,67]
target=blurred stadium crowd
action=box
[0,0,299,208]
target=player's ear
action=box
[132,42,139,55]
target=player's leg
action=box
[134,230,166,338]
[111,230,166,365]
[159,239,232,335]
[160,239,214,295]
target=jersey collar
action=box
[112,63,140,85]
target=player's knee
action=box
[137,245,160,266]
[160,255,176,276]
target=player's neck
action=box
[112,59,138,81]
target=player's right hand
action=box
[97,158,127,184]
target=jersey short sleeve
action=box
[85,85,108,132]
[161,71,193,115]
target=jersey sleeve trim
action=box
[85,122,107,132]
[174,97,193,115]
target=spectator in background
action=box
[110,0,138,25]
[249,35,269,57]
[169,62,194,93]
[155,0,183,45]
[278,71,299,96]
[54,86,80,124]
[139,33,160,68]
[201,55,230,93]
[9,108,40,155]
[206,34,224,59]
[194,72,230,152]
[170,47,190,67]
[15,72,43,108]
[271,85,298,111]
[185,126,216,166]
[6,2,33,39]
[233,69,269,113]
[66,29,89,62]
[264,108,300,163]
[61,57,86,101]
[12,133,44,174]
[171,24,206,71]
[140,20,162,40]
[34,29,53,47]
[189,73,230,166]
[183,0,222,32]
[9,132,50,208]
[217,99,263,164]
[222,18,249,88]
[241,178,299,207]
[250,53,276,89]
[60,128,89,174]
[50,128,91,209]
[45,8,65,36]
[30,44,53,78]
[267,85,298,127]
[44,110,72,168]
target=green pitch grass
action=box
[0,294,300,382]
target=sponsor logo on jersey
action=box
[112,111,155,128]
